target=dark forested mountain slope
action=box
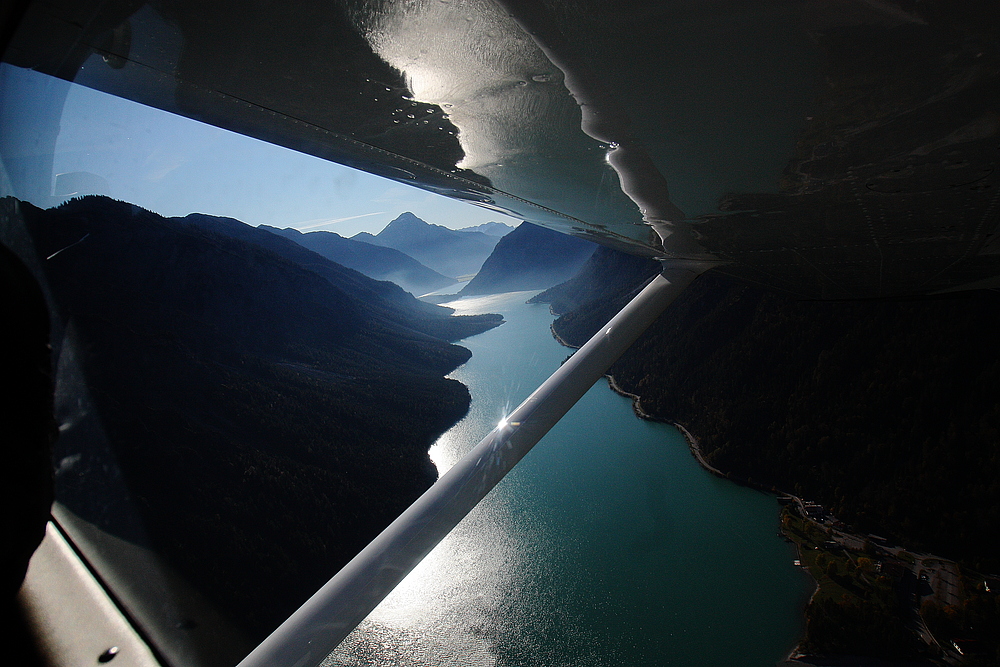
[542,253,1000,572]
[529,245,661,314]
[19,195,497,643]
[353,211,499,278]
[261,224,456,296]
[458,222,596,296]
[178,212,500,341]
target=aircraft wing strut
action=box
[237,260,713,667]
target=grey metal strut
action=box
[237,262,711,667]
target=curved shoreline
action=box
[603,374,724,480]
[602,371,783,493]
[553,323,769,489]
[605,373,656,420]
[550,322,820,659]
[549,322,574,348]
[600,368,819,662]
[669,420,728,479]
[605,374,724,476]
[552,326,966,665]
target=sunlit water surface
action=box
[324,291,812,667]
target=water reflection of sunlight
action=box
[326,290,539,667]
[427,427,464,475]
[330,402,507,662]
[438,290,534,316]
[327,480,518,667]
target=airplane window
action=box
[5,2,999,666]
[3,63,809,667]
[1,64,528,666]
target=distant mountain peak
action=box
[372,212,452,246]
[390,211,426,226]
[458,221,517,237]
[354,212,503,279]
[261,224,456,295]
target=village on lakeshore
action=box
[665,420,998,666]
[777,494,998,665]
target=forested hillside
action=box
[543,254,1000,572]
[529,245,660,314]
[262,224,456,295]
[458,222,596,296]
[178,212,500,341]
[18,196,500,643]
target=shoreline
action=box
[670,421,728,479]
[604,374,657,421]
[603,371,781,493]
[548,322,573,349]
[600,371,722,473]
[552,323,777,492]
[551,326,977,665]
[601,369,823,662]
[551,324,821,659]
[603,377,950,665]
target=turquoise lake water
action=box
[326,290,813,667]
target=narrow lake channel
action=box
[326,290,813,667]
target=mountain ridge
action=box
[538,248,1000,573]
[457,221,515,237]
[177,211,501,341]
[353,211,500,278]
[261,224,456,296]
[458,222,596,296]
[18,195,501,644]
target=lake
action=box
[325,290,812,666]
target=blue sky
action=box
[2,64,517,237]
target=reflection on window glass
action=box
[1,63,514,667]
